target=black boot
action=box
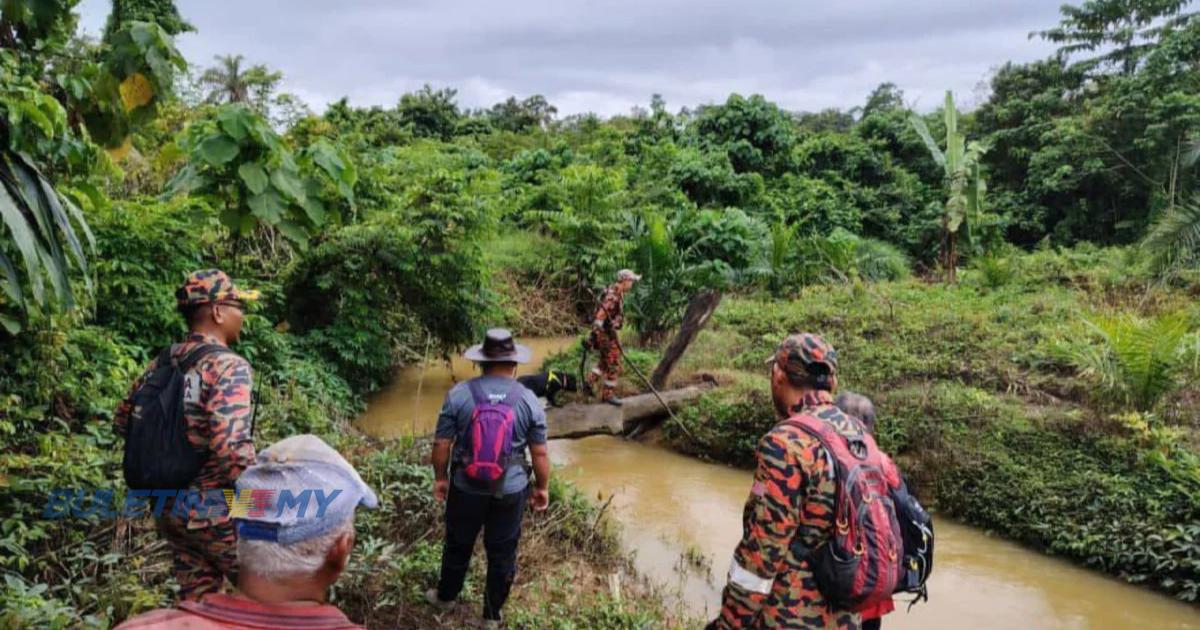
[604,396,624,407]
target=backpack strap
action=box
[467,379,489,407]
[176,343,232,372]
[505,382,525,406]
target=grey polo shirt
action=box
[434,375,547,495]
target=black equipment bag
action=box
[122,344,228,490]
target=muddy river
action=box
[356,337,1198,629]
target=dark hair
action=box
[480,361,519,372]
[178,303,206,328]
[835,391,877,433]
[785,362,833,391]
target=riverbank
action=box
[332,434,676,628]
[550,435,1200,628]
[645,247,1200,604]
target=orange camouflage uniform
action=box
[587,283,625,400]
[713,390,862,630]
[114,332,256,600]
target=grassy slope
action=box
[655,249,1200,602]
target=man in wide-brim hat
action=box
[427,328,550,628]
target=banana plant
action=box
[910,91,988,282]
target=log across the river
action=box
[545,385,712,439]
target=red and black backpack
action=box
[784,412,905,612]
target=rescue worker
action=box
[711,333,862,630]
[586,268,641,406]
[114,269,258,601]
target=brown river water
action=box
[355,337,1198,629]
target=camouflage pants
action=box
[156,515,237,601]
[587,329,622,400]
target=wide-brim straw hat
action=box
[463,328,532,364]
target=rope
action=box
[586,285,695,440]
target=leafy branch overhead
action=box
[165,104,357,243]
[0,5,184,333]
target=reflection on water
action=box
[354,336,576,438]
[356,339,1198,629]
[549,436,1200,630]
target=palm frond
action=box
[0,148,94,317]
[1143,201,1200,271]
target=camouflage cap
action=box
[176,269,260,307]
[765,332,839,379]
[617,269,642,282]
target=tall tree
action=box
[397,84,461,140]
[861,82,906,117]
[102,0,192,40]
[487,94,557,132]
[1037,0,1197,74]
[199,54,281,108]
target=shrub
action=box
[90,198,217,351]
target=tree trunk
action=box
[545,385,711,439]
[650,290,722,390]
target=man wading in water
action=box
[711,333,864,630]
[426,329,551,628]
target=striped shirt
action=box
[114,593,363,629]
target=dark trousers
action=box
[862,618,882,630]
[437,483,528,620]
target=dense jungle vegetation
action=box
[1,0,1199,627]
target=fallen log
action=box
[546,385,711,440]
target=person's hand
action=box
[433,479,449,502]
[529,487,549,512]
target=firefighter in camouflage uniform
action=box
[711,333,862,630]
[586,269,641,406]
[114,269,258,601]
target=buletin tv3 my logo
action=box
[42,488,343,519]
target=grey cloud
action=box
[76,0,1063,116]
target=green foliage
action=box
[198,54,275,105]
[663,249,1200,600]
[692,93,796,176]
[772,228,911,288]
[103,0,193,39]
[1073,312,1193,411]
[89,198,213,348]
[397,84,462,141]
[0,150,96,332]
[623,207,763,343]
[1037,0,1196,75]
[0,4,184,331]
[1143,199,1200,271]
[486,94,557,133]
[166,104,355,244]
[525,164,627,301]
[284,170,493,389]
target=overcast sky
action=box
[75,0,1064,117]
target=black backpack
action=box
[891,479,934,603]
[122,344,229,490]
